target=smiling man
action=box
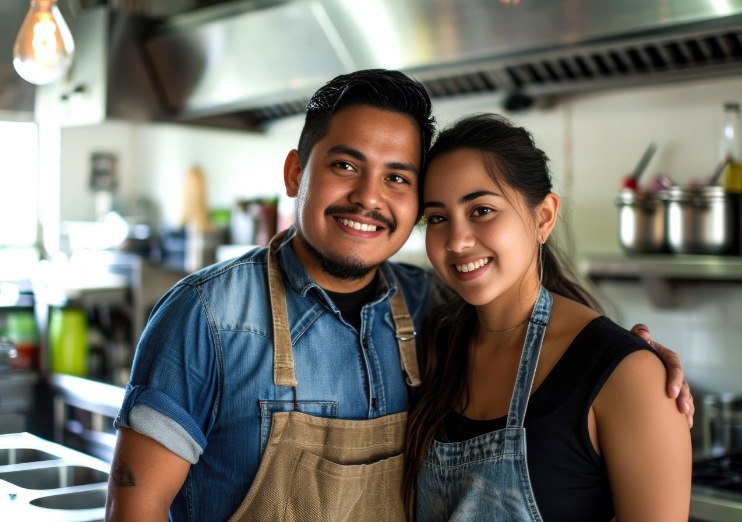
[105,69,693,522]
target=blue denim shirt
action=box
[114,228,445,521]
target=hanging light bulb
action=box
[13,0,75,85]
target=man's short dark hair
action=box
[297,69,436,170]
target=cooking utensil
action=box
[708,157,730,186]
[664,185,734,254]
[621,142,658,189]
[702,393,742,455]
[616,189,666,253]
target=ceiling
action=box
[5,0,742,127]
[0,0,234,115]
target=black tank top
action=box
[443,316,656,522]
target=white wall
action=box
[59,74,742,401]
[59,121,137,222]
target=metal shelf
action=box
[580,254,742,307]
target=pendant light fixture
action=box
[13,0,75,85]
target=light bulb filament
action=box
[33,14,59,64]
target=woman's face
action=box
[422,148,540,307]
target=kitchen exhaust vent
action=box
[32,0,742,130]
[416,25,742,100]
[200,22,742,127]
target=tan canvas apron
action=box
[228,232,421,522]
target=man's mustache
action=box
[325,205,396,234]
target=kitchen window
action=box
[0,121,39,282]
[0,121,38,247]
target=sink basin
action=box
[31,488,107,510]
[0,464,108,489]
[0,447,59,466]
[0,432,111,521]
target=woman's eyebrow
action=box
[422,201,444,210]
[423,190,501,210]
[459,190,499,203]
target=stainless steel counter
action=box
[691,485,742,521]
[0,372,37,435]
[50,374,124,464]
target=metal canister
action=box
[664,186,733,255]
[702,393,742,455]
[616,189,666,254]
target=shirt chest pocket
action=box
[258,400,338,453]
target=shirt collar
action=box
[275,226,400,303]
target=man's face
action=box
[285,105,422,291]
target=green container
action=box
[6,310,39,344]
[6,310,40,370]
[48,308,88,377]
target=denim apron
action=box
[416,286,553,522]
[228,231,419,521]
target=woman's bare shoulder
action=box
[547,294,600,340]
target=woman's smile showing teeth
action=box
[454,257,490,273]
[337,217,378,232]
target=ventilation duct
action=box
[33,0,742,130]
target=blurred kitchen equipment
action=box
[664,185,734,255]
[185,226,228,272]
[702,393,742,456]
[230,200,258,245]
[719,102,742,185]
[48,307,89,377]
[621,142,657,190]
[180,166,212,234]
[0,340,18,374]
[5,310,38,371]
[709,157,730,187]
[180,166,224,271]
[231,197,278,246]
[616,189,666,254]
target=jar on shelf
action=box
[6,309,39,371]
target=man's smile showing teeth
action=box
[337,217,378,232]
[455,258,490,273]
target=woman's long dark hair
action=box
[402,114,603,519]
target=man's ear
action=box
[284,149,302,197]
[537,193,560,241]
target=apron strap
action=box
[388,279,421,387]
[506,286,552,428]
[268,230,297,387]
[267,230,422,390]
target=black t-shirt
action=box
[442,316,656,522]
[324,278,378,332]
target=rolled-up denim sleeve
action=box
[114,281,220,463]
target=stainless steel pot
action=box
[664,186,734,255]
[702,393,742,455]
[616,189,666,253]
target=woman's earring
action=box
[538,238,544,286]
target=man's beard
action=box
[299,234,377,281]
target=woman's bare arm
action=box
[630,324,694,427]
[592,350,692,522]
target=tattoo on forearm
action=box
[112,460,136,487]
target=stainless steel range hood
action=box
[34,0,742,130]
